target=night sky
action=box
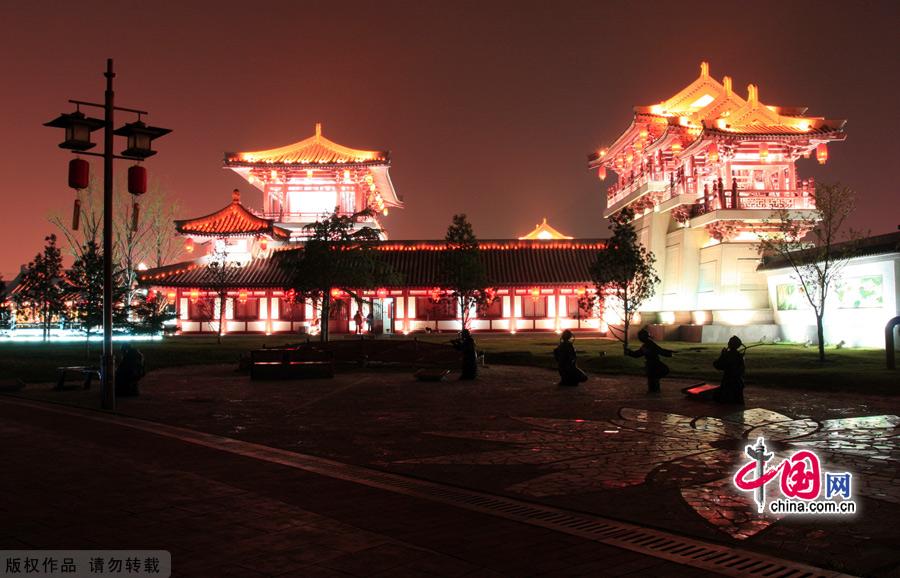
[2,0,898,278]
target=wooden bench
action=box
[55,366,101,390]
[250,348,334,380]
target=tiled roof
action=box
[174,191,291,240]
[139,239,606,289]
[758,231,900,271]
[224,123,389,167]
[704,124,846,137]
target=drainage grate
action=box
[7,398,855,578]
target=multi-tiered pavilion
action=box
[224,123,403,239]
[589,62,846,341]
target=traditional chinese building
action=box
[138,239,605,336]
[224,123,403,239]
[139,128,606,335]
[519,218,573,240]
[588,62,846,341]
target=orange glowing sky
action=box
[1,0,898,278]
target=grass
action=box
[0,333,895,394]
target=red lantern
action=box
[167,291,176,302]
[128,165,147,196]
[184,238,194,253]
[376,287,388,299]
[639,127,649,140]
[430,287,442,303]
[816,143,828,165]
[238,290,248,304]
[72,198,81,231]
[190,289,199,303]
[597,166,606,180]
[259,237,268,252]
[625,150,634,164]
[330,288,343,299]
[530,287,541,301]
[575,287,586,297]
[707,143,719,163]
[671,141,682,156]
[68,158,89,190]
[759,142,769,161]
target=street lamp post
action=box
[45,59,171,410]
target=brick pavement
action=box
[0,398,726,577]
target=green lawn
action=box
[0,334,895,394]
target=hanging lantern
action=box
[68,158,90,190]
[259,237,268,252]
[671,141,682,156]
[131,201,140,232]
[238,290,248,304]
[759,142,769,161]
[189,289,199,303]
[430,287,442,303]
[639,127,649,140]
[166,291,176,302]
[185,238,194,253]
[376,287,388,299]
[530,287,541,301]
[625,150,634,164]
[127,165,147,196]
[343,169,351,182]
[575,286,586,297]
[816,143,828,165]
[597,166,606,180]
[306,169,314,178]
[598,148,608,158]
[707,143,719,163]
[72,198,81,231]
[114,120,172,160]
[330,288,343,299]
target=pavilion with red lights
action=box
[139,125,602,335]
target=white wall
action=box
[765,254,899,348]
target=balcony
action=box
[695,189,816,215]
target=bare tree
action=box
[205,240,243,344]
[758,182,862,362]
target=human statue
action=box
[115,344,145,397]
[713,335,746,404]
[553,330,588,386]
[625,328,673,393]
[451,329,478,380]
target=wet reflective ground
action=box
[14,364,900,576]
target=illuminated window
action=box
[477,299,503,319]
[234,298,259,321]
[279,299,306,321]
[522,297,546,318]
[415,298,457,320]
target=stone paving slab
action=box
[0,398,728,577]
[9,362,900,576]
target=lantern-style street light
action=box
[43,110,104,151]
[44,59,171,411]
[114,120,172,159]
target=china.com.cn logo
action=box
[733,437,857,515]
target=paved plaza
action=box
[6,362,900,576]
